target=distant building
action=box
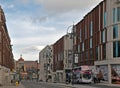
[39,45,53,82]
[0,6,14,85]
[16,55,39,80]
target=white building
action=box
[39,45,53,82]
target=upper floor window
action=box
[85,51,88,61]
[101,30,105,43]
[102,44,106,60]
[117,7,120,21]
[113,7,120,23]
[113,24,118,39]
[90,38,92,48]
[96,46,99,60]
[90,49,93,60]
[85,25,87,39]
[113,41,120,57]
[104,12,107,27]
[82,42,84,52]
[90,21,93,36]
[80,29,82,42]
[78,44,80,53]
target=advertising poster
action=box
[99,65,108,81]
[111,64,120,84]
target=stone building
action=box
[39,45,53,82]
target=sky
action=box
[0,0,103,61]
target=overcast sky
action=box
[0,0,103,61]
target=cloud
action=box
[3,0,103,60]
[8,4,14,9]
[20,45,44,54]
[34,0,103,13]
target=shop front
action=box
[95,59,120,84]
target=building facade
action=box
[53,37,64,83]
[53,34,73,83]
[74,0,120,84]
[16,56,39,81]
[0,6,14,85]
[39,45,53,82]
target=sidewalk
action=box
[0,83,25,88]
[52,81,120,88]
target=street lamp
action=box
[66,24,76,85]
[35,60,39,82]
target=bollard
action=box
[15,81,19,86]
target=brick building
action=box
[0,6,14,85]
[53,36,64,83]
[74,0,120,84]
[16,56,39,80]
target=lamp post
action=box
[35,60,39,82]
[66,24,75,85]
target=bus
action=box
[72,66,92,84]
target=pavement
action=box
[53,81,120,88]
[0,81,120,88]
[0,83,25,88]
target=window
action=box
[90,21,93,36]
[80,54,82,62]
[78,45,80,53]
[90,49,93,60]
[113,8,117,23]
[0,32,1,43]
[117,7,120,21]
[102,44,106,60]
[96,46,98,60]
[113,41,120,57]
[113,7,120,23]
[85,51,88,61]
[80,29,82,42]
[101,30,105,43]
[90,38,92,48]
[82,42,84,52]
[113,24,118,39]
[104,12,107,27]
[85,26,87,39]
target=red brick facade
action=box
[53,36,64,72]
[74,0,107,66]
[0,6,14,70]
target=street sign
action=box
[74,54,78,63]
